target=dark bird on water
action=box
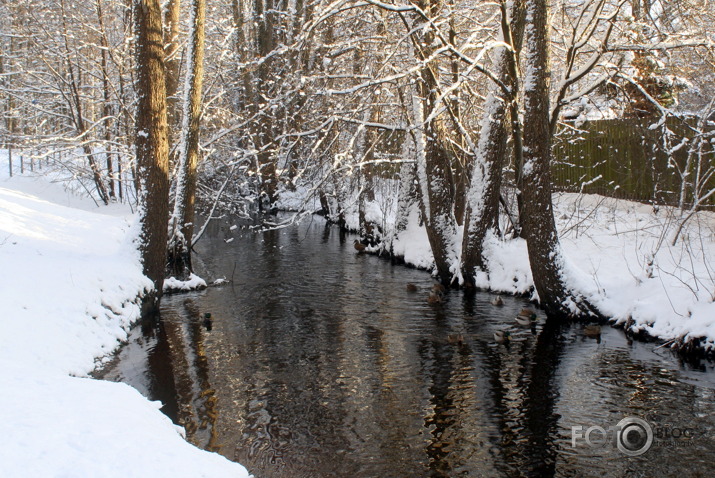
[494,329,511,344]
[584,325,601,338]
[432,283,446,294]
[447,333,465,345]
[353,240,366,252]
[203,312,213,331]
[515,308,538,326]
[406,283,418,292]
[427,283,447,305]
[427,291,443,304]
[584,324,602,343]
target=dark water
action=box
[99,216,715,477]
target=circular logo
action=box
[616,417,653,456]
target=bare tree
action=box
[461,0,525,285]
[168,0,206,279]
[134,0,170,314]
[520,0,598,317]
[408,0,459,284]
[57,0,111,204]
[96,0,116,200]
[164,0,182,140]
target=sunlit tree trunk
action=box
[411,0,458,284]
[168,0,205,279]
[134,0,170,315]
[163,0,182,133]
[461,0,525,285]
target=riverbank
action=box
[279,185,715,355]
[0,154,249,477]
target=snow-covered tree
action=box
[168,0,206,280]
[461,0,525,284]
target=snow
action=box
[390,202,433,269]
[164,273,208,292]
[0,152,250,478]
[472,230,534,295]
[275,184,322,213]
[555,194,715,348]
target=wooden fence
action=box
[551,118,715,208]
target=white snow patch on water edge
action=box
[164,273,208,292]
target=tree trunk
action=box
[163,0,182,131]
[410,0,458,284]
[134,0,171,315]
[59,0,110,205]
[521,0,595,318]
[232,0,253,112]
[96,0,116,200]
[461,0,525,285]
[168,0,206,279]
[1,38,15,178]
[624,0,665,118]
[448,9,468,227]
[390,161,420,256]
[356,108,380,245]
[254,0,279,208]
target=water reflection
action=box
[100,216,715,477]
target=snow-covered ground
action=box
[475,193,715,350]
[556,194,715,346]
[0,153,249,477]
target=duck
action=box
[203,312,213,331]
[432,283,447,294]
[584,325,602,338]
[515,308,538,326]
[406,283,418,292]
[447,333,465,345]
[494,330,511,344]
[427,290,444,305]
[353,239,366,252]
[490,295,504,306]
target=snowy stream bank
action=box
[0,156,249,477]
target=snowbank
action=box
[555,194,715,351]
[0,153,249,478]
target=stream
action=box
[98,215,715,477]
